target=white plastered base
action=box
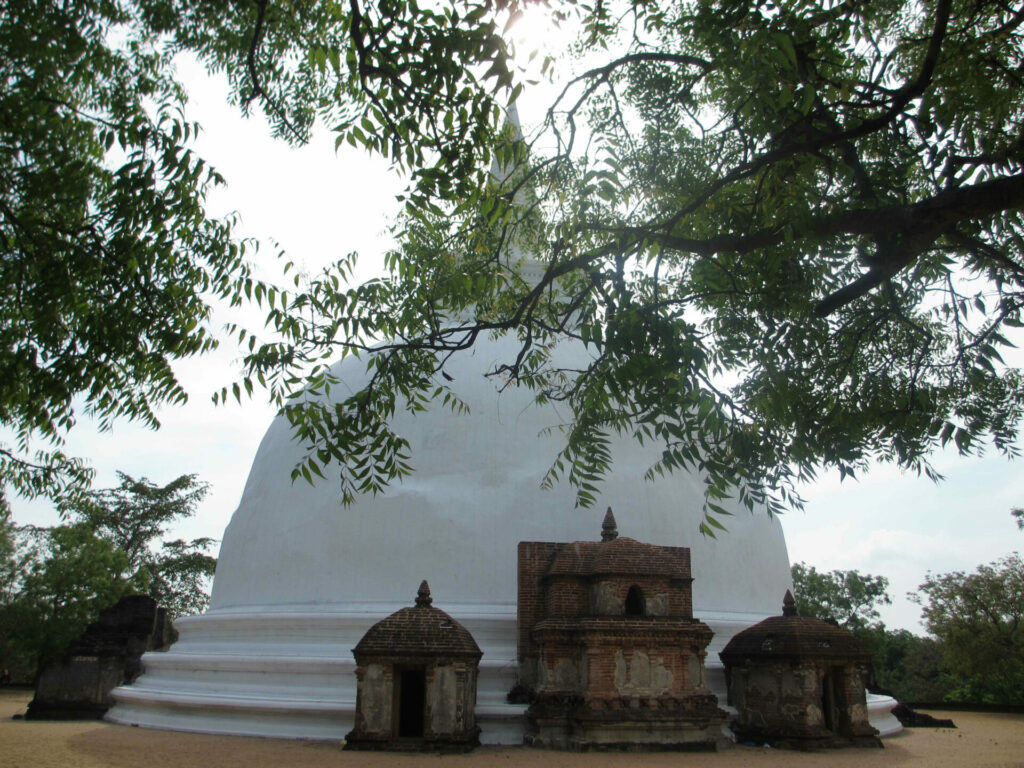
[107,605,901,742]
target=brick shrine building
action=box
[345,581,482,752]
[719,591,882,749]
[516,508,726,750]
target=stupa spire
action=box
[601,507,618,542]
[489,104,524,184]
[782,589,797,617]
[486,104,545,291]
[416,579,433,607]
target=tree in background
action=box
[0,494,19,607]
[69,473,217,619]
[790,562,891,630]
[0,474,216,680]
[5,523,131,678]
[1013,507,1023,531]
[862,628,952,704]
[790,562,952,702]
[0,494,32,678]
[914,553,1024,705]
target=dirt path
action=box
[3,691,1022,768]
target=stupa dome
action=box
[107,331,898,740]
[208,334,790,615]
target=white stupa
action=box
[108,109,900,740]
[107,332,900,740]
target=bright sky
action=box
[9,26,1023,635]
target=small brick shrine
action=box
[516,508,726,750]
[719,591,882,749]
[345,581,482,752]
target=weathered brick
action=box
[346,581,482,752]
[516,509,726,750]
[719,591,882,749]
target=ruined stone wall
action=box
[836,663,873,735]
[526,622,726,751]
[519,532,726,751]
[534,634,584,695]
[27,595,170,720]
[580,630,710,700]
[347,660,482,751]
[351,663,395,737]
[530,622,716,703]
[728,661,814,735]
[425,662,477,738]
[727,659,877,746]
[546,577,589,618]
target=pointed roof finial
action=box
[782,589,798,617]
[601,507,618,542]
[415,579,433,607]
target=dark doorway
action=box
[821,670,839,734]
[625,585,645,616]
[397,668,426,738]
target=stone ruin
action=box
[719,591,882,749]
[27,594,172,720]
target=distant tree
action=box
[1,473,216,679]
[913,553,1024,704]
[0,495,29,677]
[855,627,953,703]
[69,473,217,619]
[8,523,131,675]
[1013,507,1023,531]
[790,562,891,630]
[0,494,18,605]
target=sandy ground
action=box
[2,690,1023,768]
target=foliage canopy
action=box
[3,0,1023,527]
[0,474,215,678]
[239,0,1024,529]
[0,0,249,506]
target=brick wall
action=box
[517,542,561,667]
[546,576,589,617]
[586,576,694,618]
